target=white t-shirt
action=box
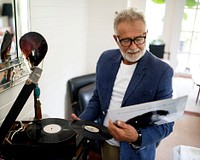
[104,61,137,146]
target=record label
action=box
[43,124,61,134]
[69,120,112,140]
[84,125,99,133]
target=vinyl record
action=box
[69,120,112,140]
[26,118,75,144]
[126,110,169,129]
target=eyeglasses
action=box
[118,36,146,47]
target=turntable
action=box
[0,32,88,160]
[1,118,77,160]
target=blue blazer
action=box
[80,49,174,160]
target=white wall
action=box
[29,0,88,119]
[128,0,146,11]
[29,0,127,119]
[86,0,127,72]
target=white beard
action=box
[120,48,146,63]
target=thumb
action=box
[116,120,127,129]
[71,113,80,120]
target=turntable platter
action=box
[26,118,75,144]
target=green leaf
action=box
[186,0,197,8]
[151,0,165,4]
[183,12,188,20]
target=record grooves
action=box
[26,118,75,144]
[69,120,112,140]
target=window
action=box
[178,0,200,73]
[145,0,166,44]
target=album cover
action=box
[104,95,188,128]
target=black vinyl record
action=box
[26,118,75,144]
[126,110,169,129]
[69,120,112,140]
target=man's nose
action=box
[129,41,137,49]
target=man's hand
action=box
[71,113,81,120]
[108,120,138,143]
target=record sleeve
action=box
[104,95,188,128]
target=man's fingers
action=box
[71,113,80,120]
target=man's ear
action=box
[113,35,121,48]
[113,35,118,43]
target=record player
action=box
[1,119,78,160]
[0,32,88,160]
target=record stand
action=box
[0,32,88,160]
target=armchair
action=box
[68,73,96,116]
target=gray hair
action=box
[114,7,146,33]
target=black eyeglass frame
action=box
[118,36,146,47]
